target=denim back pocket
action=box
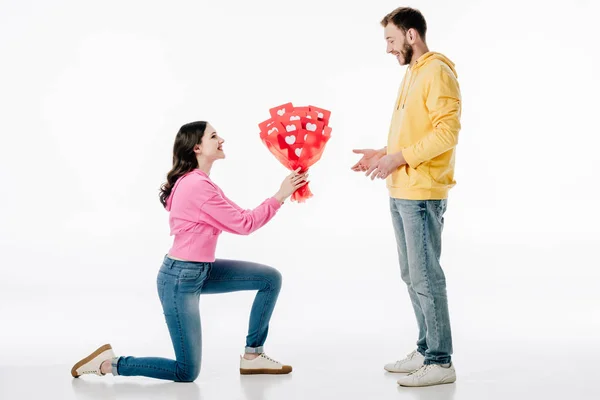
[177,264,210,293]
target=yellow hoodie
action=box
[386,52,462,200]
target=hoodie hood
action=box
[165,169,207,211]
[412,52,457,78]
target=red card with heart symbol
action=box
[308,105,331,125]
[279,131,299,148]
[269,102,294,120]
[304,111,319,120]
[282,120,302,135]
[259,118,284,136]
[300,117,324,135]
[277,111,304,124]
[259,103,332,202]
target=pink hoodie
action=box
[165,169,282,262]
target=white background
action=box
[1,0,599,398]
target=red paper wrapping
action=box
[258,103,332,202]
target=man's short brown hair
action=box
[381,7,427,41]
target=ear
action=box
[406,28,417,44]
[193,144,202,155]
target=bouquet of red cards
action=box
[258,102,332,203]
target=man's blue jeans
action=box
[390,198,453,365]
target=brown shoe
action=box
[71,344,114,378]
[239,354,292,375]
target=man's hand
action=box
[351,148,386,172]
[365,151,406,180]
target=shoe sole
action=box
[398,382,454,387]
[398,378,457,387]
[71,344,112,378]
[240,366,293,375]
[384,367,416,373]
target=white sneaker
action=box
[71,344,115,378]
[239,353,292,375]
[397,363,456,387]
[384,350,425,373]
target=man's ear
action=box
[407,28,417,44]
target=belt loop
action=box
[165,254,174,269]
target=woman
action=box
[71,121,307,381]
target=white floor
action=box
[1,339,597,400]
[1,239,598,399]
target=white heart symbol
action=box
[286,124,297,132]
[295,148,302,157]
[318,112,324,118]
[285,135,296,145]
[306,123,317,132]
[290,116,300,121]
[277,108,286,116]
[268,127,278,135]
[304,134,308,141]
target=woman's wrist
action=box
[274,192,286,204]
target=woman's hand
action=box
[275,168,309,203]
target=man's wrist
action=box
[394,150,407,166]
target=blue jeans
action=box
[390,198,453,365]
[111,255,282,381]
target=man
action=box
[351,7,461,387]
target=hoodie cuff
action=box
[267,197,283,210]
[402,147,422,169]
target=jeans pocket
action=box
[157,277,166,305]
[177,266,209,293]
[179,268,204,280]
[433,199,447,224]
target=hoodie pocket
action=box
[407,165,433,189]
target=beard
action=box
[398,42,414,65]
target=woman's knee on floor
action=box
[174,362,201,383]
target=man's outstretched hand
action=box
[351,148,386,172]
[365,152,406,180]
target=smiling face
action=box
[384,23,414,66]
[195,123,225,161]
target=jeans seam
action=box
[253,282,273,348]
[173,281,188,377]
[421,202,440,358]
[123,364,173,373]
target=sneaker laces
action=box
[81,369,101,375]
[407,364,433,377]
[395,350,419,366]
[260,353,281,364]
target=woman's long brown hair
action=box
[159,121,208,208]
